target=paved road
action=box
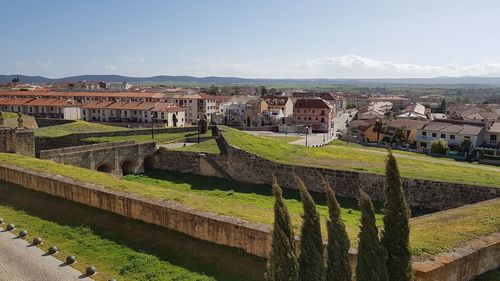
[0,228,93,281]
[246,131,334,147]
[158,142,196,149]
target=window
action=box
[440,134,446,138]
[321,117,325,123]
[308,117,312,120]
[422,131,427,136]
[450,135,455,140]
[29,107,33,113]
[491,135,497,141]
[431,132,437,137]
[321,110,325,116]
[315,117,318,121]
[83,110,86,115]
[297,117,301,120]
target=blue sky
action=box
[2,0,500,78]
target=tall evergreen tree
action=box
[324,183,352,281]
[266,176,299,281]
[356,192,388,281]
[381,151,412,281]
[294,175,325,281]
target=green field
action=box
[0,181,264,281]
[220,127,500,187]
[0,153,498,257]
[35,120,128,137]
[84,131,211,145]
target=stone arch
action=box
[96,162,113,173]
[143,155,155,172]
[121,159,138,175]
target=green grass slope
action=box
[35,121,128,137]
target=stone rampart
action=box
[153,135,499,210]
[0,163,497,281]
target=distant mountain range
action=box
[3,74,500,86]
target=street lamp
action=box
[151,113,155,139]
[197,117,200,144]
[305,125,309,147]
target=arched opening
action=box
[96,163,113,173]
[121,159,137,175]
[143,155,154,172]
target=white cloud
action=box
[174,54,500,78]
[289,55,500,78]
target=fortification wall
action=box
[153,141,499,211]
[0,163,497,281]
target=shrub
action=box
[430,139,449,155]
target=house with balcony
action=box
[485,122,500,148]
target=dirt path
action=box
[0,228,92,281]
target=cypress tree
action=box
[381,151,412,281]
[324,183,352,281]
[294,175,325,281]
[266,176,299,281]
[356,192,388,281]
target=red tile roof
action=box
[294,98,333,109]
[81,101,182,112]
[0,97,82,107]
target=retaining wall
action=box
[0,163,497,281]
[153,136,499,210]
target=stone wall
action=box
[0,127,35,157]
[153,136,499,210]
[40,141,156,175]
[0,164,273,258]
[0,163,497,281]
[35,126,198,154]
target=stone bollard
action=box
[0,218,4,224]
[47,245,58,255]
[33,237,42,245]
[66,255,76,264]
[18,230,28,238]
[6,223,15,231]
[86,265,96,276]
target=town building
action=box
[106,82,132,91]
[485,122,500,147]
[166,93,216,124]
[320,93,346,115]
[293,98,335,133]
[243,98,268,127]
[416,119,485,149]
[397,103,428,120]
[261,96,294,118]
[0,97,82,120]
[357,101,393,120]
[81,101,185,127]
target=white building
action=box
[416,120,485,148]
[106,82,132,91]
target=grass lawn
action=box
[171,139,221,154]
[0,181,264,281]
[35,120,128,137]
[221,127,500,187]
[0,153,498,257]
[84,131,212,145]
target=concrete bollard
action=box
[6,223,15,231]
[0,218,3,224]
[18,230,28,238]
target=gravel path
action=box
[0,228,93,281]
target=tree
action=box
[356,192,388,281]
[392,127,407,147]
[460,138,472,154]
[381,152,412,281]
[266,176,300,281]
[247,117,251,127]
[172,113,178,127]
[346,101,356,109]
[294,175,325,281]
[259,86,269,96]
[324,183,351,281]
[208,84,219,95]
[437,99,446,113]
[373,119,383,143]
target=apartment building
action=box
[81,101,185,127]
[416,119,485,148]
[261,96,294,117]
[293,98,335,133]
[0,97,82,120]
[166,93,216,124]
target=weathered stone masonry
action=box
[0,164,497,281]
[152,133,499,210]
